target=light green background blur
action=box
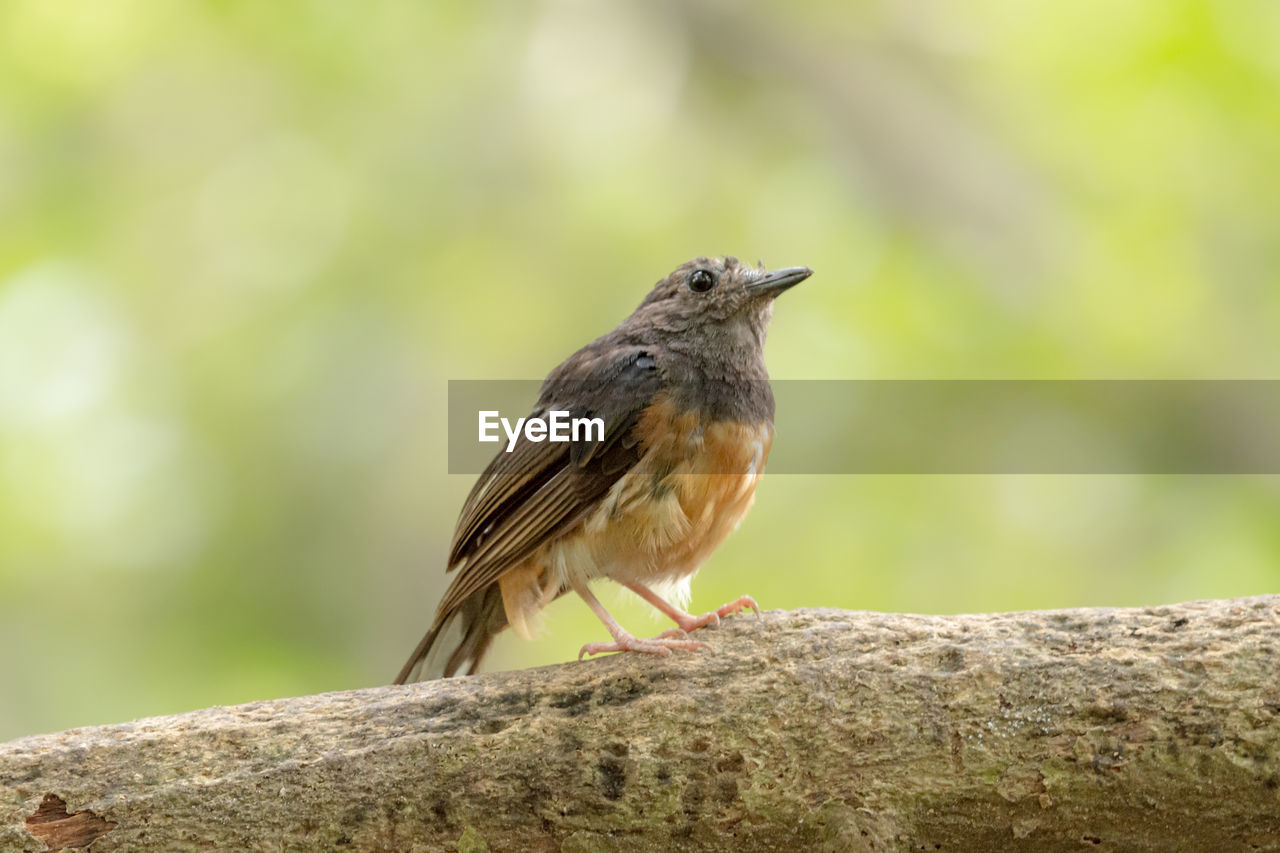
[2,2,1279,741]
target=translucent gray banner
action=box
[447,380,1280,474]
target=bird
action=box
[395,256,812,683]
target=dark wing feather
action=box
[435,345,661,617]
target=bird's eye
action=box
[688,269,716,293]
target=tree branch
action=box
[3,597,1279,852]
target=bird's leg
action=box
[624,582,760,635]
[572,579,710,660]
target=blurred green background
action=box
[2,1,1279,741]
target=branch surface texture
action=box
[2,597,1279,852]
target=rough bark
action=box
[2,597,1279,853]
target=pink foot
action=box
[671,595,760,634]
[578,631,710,660]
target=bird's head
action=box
[631,256,812,349]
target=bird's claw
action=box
[578,633,710,660]
[674,594,760,633]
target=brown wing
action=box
[435,345,662,617]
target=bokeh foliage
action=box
[1,1,1278,740]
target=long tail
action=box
[394,584,508,683]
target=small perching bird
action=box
[396,256,812,683]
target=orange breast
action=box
[501,395,773,639]
[572,395,773,585]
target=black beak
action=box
[748,266,813,297]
